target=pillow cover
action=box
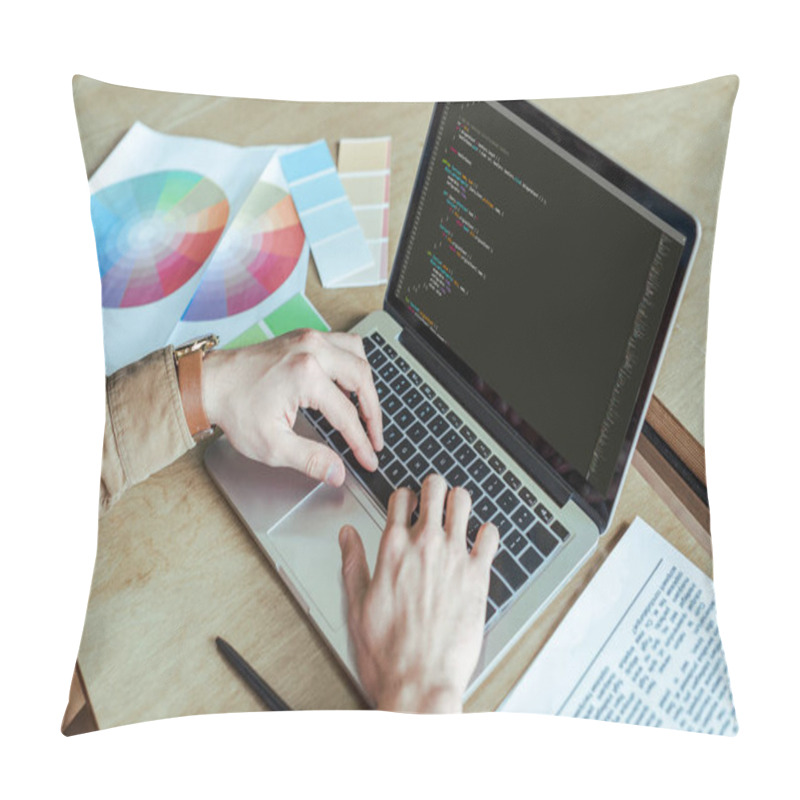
[63,74,738,734]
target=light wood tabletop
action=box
[66,75,735,731]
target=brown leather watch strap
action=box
[176,348,212,439]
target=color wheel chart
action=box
[91,170,230,308]
[182,177,305,321]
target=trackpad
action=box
[267,485,383,631]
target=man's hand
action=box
[201,329,383,485]
[339,474,500,713]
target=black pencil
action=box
[215,636,291,711]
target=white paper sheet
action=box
[500,517,738,736]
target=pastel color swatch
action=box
[337,136,392,286]
[223,292,329,349]
[280,140,373,287]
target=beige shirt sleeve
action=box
[100,347,195,515]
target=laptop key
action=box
[441,430,463,451]
[468,459,491,481]
[504,471,522,491]
[377,448,395,471]
[485,601,497,624]
[504,531,527,556]
[535,503,554,524]
[433,451,455,473]
[433,397,449,414]
[374,380,389,401]
[494,550,527,591]
[415,400,435,423]
[407,421,428,444]
[408,370,423,386]
[383,344,397,358]
[519,546,544,575]
[467,516,481,545]
[511,505,534,531]
[446,410,463,428]
[370,332,386,346]
[528,522,557,557]
[394,408,415,429]
[394,438,416,462]
[368,349,387,369]
[408,453,431,480]
[420,436,442,459]
[429,414,448,437]
[384,424,403,447]
[395,356,410,372]
[491,512,513,538]
[461,425,477,443]
[446,465,468,487]
[383,394,403,415]
[454,442,477,467]
[497,488,519,515]
[384,461,409,486]
[391,375,411,396]
[403,388,423,408]
[474,497,498,521]
[475,440,491,458]
[378,362,399,382]
[550,520,571,541]
[519,487,537,507]
[489,570,512,607]
[421,383,436,400]
[482,473,505,498]
[489,455,506,474]
[463,480,483,502]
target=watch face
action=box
[175,333,220,360]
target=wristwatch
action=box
[173,334,220,440]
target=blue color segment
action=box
[280,140,335,184]
[290,172,343,213]
[299,198,358,243]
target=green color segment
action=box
[264,293,328,336]
[223,323,270,350]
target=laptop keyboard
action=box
[303,330,572,626]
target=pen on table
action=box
[215,636,291,711]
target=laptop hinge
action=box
[395,322,584,515]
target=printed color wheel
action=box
[91,170,229,308]
[182,181,305,321]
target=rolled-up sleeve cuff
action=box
[101,347,195,513]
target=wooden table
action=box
[64,75,734,732]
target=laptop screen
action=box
[388,101,696,512]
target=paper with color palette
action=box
[280,140,374,288]
[87,122,311,374]
[336,136,392,286]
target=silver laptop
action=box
[205,100,699,703]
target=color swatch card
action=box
[223,292,329,350]
[280,140,374,288]
[337,136,392,286]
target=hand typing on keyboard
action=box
[203,329,383,485]
[338,474,499,713]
